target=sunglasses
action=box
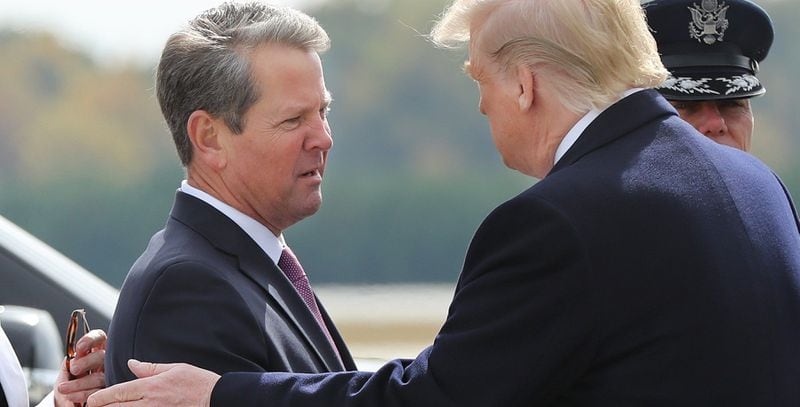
[65,309,91,407]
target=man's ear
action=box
[516,64,535,111]
[186,110,227,170]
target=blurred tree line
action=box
[0,0,797,287]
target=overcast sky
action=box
[0,0,322,65]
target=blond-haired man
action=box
[90,1,800,406]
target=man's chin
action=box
[298,195,323,218]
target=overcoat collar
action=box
[549,89,677,176]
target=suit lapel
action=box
[169,191,345,372]
[318,300,357,370]
[549,89,677,175]
[244,256,347,372]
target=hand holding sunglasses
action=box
[56,310,107,407]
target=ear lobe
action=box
[516,64,535,111]
[187,110,227,170]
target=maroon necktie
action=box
[278,247,339,355]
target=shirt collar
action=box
[553,88,645,165]
[180,180,285,264]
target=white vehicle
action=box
[0,214,118,405]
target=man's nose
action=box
[305,118,333,151]
[696,103,727,137]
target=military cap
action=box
[643,0,774,100]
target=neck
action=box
[529,107,583,179]
[186,167,284,236]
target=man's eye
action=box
[672,102,688,110]
[320,107,330,119]
[282,117,301,129]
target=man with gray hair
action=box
[104,0,356,392]
[92,0,800,405]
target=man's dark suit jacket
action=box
[211,90,800,406]
[105,192,356,385]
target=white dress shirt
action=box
[554,88,645,165]
[180,181,285,263]
[1,324,56,407]
[0,324,28,407]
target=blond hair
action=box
[432,0,668,113]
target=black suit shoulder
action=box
[106,220,269,384]
[133,260,270,369]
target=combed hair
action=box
[431,0,668,113]
[157,1,330,166]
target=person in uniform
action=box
[643,0,773,151]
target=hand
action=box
[55,329,107,407]
[86,359,220,407]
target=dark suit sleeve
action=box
[211,195,599,407]
[128,261,270,378]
